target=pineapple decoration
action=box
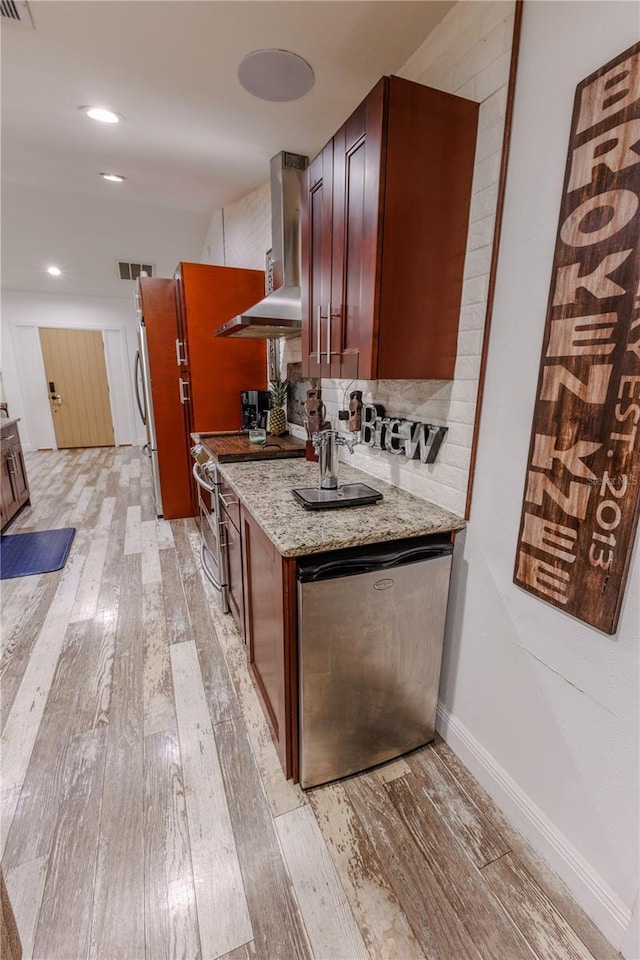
[268,378,289,436]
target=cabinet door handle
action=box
[219,492,238,509]
[179,378,190,404]
[326,302,332,363]
[316,305,322,363]
[7,452,17,475]
[3,434,15,442]
[175,338,187,365]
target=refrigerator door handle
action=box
[175,338,187,366]
[179,378,190,404]
[134,351,147,426]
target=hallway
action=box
[0,447,620,960]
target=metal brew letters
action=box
[360,403,447,464]
[514,42,640,634]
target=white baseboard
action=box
[436,701,632,952]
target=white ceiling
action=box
[1,0,454,297]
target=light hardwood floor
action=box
[1,448,622,960]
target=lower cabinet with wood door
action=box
[1,420,30,531]
[240,504,298,780]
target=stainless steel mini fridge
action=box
[297,539,454,789]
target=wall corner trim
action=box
[436,701,632,949]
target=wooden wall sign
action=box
[514,42,640,634]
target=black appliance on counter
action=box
[241,390,271,430]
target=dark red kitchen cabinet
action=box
[1,421,30,531]
[240,505,297,780]
[303,141,334,379]
[302,75,479,381]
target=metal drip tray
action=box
[292,483,383,510]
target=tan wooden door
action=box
[39,328,115,448]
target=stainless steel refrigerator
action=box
[134,321,163,516]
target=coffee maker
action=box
[240,390,271,430]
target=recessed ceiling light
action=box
[238,49,314,102]
[101,173,126,182]
[80,106,122,123]
[47,266,62,276]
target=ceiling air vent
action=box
[1,0,34,27]
[117,261,154,281]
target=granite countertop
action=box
[218,458,465,557]
[0,418,20,430]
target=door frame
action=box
[12,322,132,451]
[38,326,117,449]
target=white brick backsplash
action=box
[215,0,514,514]
[459,301,487,332]
[479,85,509,130]
[441,442,472,471]
[454,354,482,381]
[475,52,511,103]
[456,77,477,101]
[462,273,490,306]
[457,328,485,357]
[434,65,458,96]
[481,0,516,38]
[450,379,480,404]
[453,20,509,91]
[476,118,506,161]
[472,150,502,194]
[463,244,493,281]
[415,460,468,491]
[445,422,475,449]
[224,181,271,270]
[470,182,500,222]
[447,400,477,425]
[468,214,496,251]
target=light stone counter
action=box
[217,458,465,557]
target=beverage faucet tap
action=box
[311,429,359,489]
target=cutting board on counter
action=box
[199,432,306,462]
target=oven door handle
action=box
[200,541,223,590]
[192,461,216,493]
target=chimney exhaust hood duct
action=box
[215,151,308,340]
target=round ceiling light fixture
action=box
[80,106,122,124]
[101,172,126,182]
[47,266,62,276]
[237,49,314,102]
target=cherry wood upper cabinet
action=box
[302,76,479,381]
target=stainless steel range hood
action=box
[215,151,308,339]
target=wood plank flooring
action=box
[0,448,622,960]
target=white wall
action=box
[200,209,225,266]
[222,181,272,273]
[1,290,143,450]
[442,1,639,953]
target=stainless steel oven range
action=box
[191,444,229,613]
